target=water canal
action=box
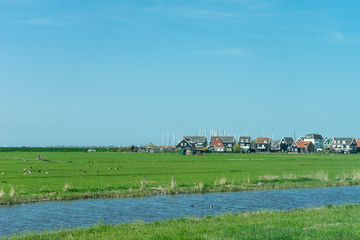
[1,185,360,237]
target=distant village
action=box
[152,134,360,155]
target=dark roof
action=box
[183,136,207,143]
[333,137,356,145]
[209,136,235,144]
[304,133,323,140]
[174,138,194,148]
[239,136,251,141]
[282,137,294,145]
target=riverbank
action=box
[5,203,360,239]
[1,180,360,206]
[1,152,360,205]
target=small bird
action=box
[209,205,213,208]
[45,171,48,174]
[88,165,91,168]
[83,171,87,174]
[191,205,194,208]
[1,172,4,175]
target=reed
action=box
[258,174,279,181]
[193,182,205,193]
[0,189,5,197]
[282,173,297,180]
[352,168,360,180]
[9,186,15,197]
[63,184,72,192]
[315,171,329,181]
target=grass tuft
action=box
[9,186,15,197]
[0,189,5,197]
[194,182,205,193]
[282,173,297,180]
[315,171,328,181]
[63,183,72,192]
[258,175,279,181]
[352,168,360,180]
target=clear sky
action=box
[1,0,359,146]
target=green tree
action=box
[233,144,242,153]
[145,142,156,148]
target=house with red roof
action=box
[255,137,271,152]
[288,141,315,153]
[208,136,226,152]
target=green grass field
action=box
[1,152,360,204]
[6,204,360,239]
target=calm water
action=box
[1,186,360,237]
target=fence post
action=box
[172,176,176,189]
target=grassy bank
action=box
[6,204,360,239]
[1,152,360,204]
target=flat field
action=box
[7,204,360,239]
[1,152,360,204]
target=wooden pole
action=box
[172,176,176,189]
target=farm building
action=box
[331,138,357,154]
[288,141,315,153]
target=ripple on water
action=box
[1,186,360,237]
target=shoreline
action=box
[1,181,358,206]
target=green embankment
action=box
[6,204,360,239]
[0,152,360,204]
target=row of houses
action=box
[175,134,360,154]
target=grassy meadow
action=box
[7,204,360,239]
[1,152,360,204]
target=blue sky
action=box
[1,0,359,146]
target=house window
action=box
[241,139,244,142]
[218,143,220,146]
[228,144,232,147]
[343,141,346,144]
